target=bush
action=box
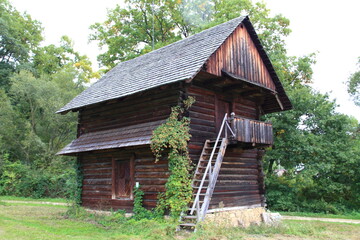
[0,154,77,199]
[265,171,360,214]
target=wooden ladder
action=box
[178,114,231,231]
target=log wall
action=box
[209,147,262,209]
[77,84,179,211]
[187,84,217,162]
[78,84,180,134]
[187,82,264,209]
[205,23,276,91]
[187,83,259,163]
[77,80,265,211]
[80,147,168,212]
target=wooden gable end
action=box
[205,23,276,91]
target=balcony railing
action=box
[228,114,273,146]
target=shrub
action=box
[0,153,77,199]
[265,171,360,214]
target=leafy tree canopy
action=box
[33,36,100,83]
[0,0,43,64]
[0,0,43,88]
[90,0,293,70]
[347,57,360,106]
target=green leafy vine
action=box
[132,186,156,220]
[150,96,195,217]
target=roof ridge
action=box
[104,16,246,77]
[130,16,246,59]
[57,16,247,114]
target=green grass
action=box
[0,203,178,240]
[279,211,360,220]
[0,201,359,240]
[0,195,67,203]
[1,202,68,208]
[186,219,360,240]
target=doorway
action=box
[215,98,231,135]
[112,157,134,199]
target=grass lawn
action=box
[0,200,359,240]
[0,195,67,203]
[278,211,360,220]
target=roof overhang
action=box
[222,70,285,113]
[57,120,164,156]
[241,18,292,112]
[191,70,289,114]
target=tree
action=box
[264,84,360,211]
[347,57,360,106]
[90,0,180,68]
[0,0,100,199]
[0,0,43,88]
[90,0,295,70]
[33,36,99,82]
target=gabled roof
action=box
[57,16,291,114]
[57,16,246,113]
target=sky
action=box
[9,0,360,120]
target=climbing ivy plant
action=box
[150,97,195,217]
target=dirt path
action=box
[2,200,68,206]
[283,216,360,224]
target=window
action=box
[112,155,134,199]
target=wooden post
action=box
[257,150,266,207]
[130,154,135,200]
[230,112,235,140]
[111,157,116,199]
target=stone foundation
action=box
[204,206,266,227]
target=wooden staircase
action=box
[178,114,232,231]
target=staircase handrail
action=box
[190,113,230,216]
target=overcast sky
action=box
[10,0,360,120]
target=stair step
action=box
[202,153,218,156]
[204,146,220,150]
[179,223,196,227]
[194,169,213,175]
[199,158,217,162]
[192,185,206,189]
[199,160,216,163]
[198,166,214,169]
[183,215,197,219]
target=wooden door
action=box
[216,99,231,134]
[113,158,134,199]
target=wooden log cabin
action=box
[57,16,292,224]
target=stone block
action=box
[262,212,282,226]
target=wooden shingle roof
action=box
[57,16,291,114]
[57,16,247,114]
[57,120,164,155]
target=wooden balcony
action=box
[228,115,273,147]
